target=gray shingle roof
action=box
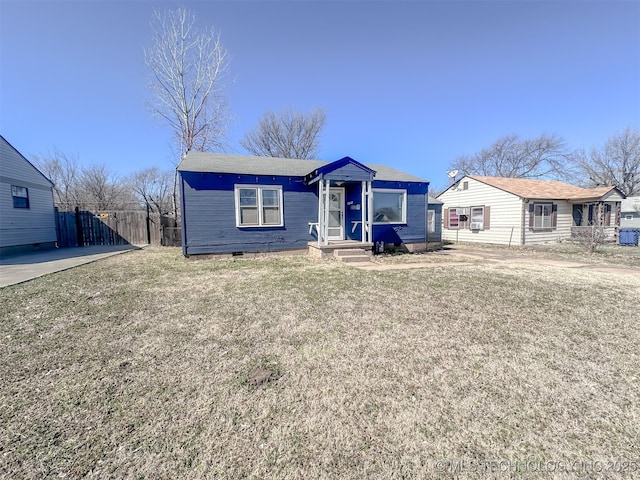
[178,152,427,183]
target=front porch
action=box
[570,226,618,242]
[305,157,376,247]
[571,200,622,242]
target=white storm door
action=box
[327,188,345,240]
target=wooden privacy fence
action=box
[55,208,181,248]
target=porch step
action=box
[333,248,371,263]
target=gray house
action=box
[620,196,640,229]
[0,135,57,256]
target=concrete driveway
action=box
[0,245,146,288]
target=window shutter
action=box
[483,206,490,230]
[528,203,535,228]
[551,204,558,228]
[444,208,449,229]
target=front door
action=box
[327,188,345,240]
[572,204,583,226]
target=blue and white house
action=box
[177,153,438,256]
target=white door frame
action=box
[327,187,345,241]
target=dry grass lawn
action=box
[1,247,639,479]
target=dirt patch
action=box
[363,245,640,276]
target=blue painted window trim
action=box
[234,184,284,228]
[12,185,30,209]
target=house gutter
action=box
[180,173,188,256]
[425,189,429,243]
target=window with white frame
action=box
[373,189,406,223]
[470,206,484,230]
[235,185,283,227]
[12,185,30,209]
[427,209,435,233]
[533,203,552,229]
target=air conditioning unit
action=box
[470,222,482,230]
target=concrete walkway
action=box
[0,244,146,288]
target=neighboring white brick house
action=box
[0,135,57,256]
[437,175,624,246]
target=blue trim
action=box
[179,169,433,255]
[180,173,188,256]
[305,156,376,184]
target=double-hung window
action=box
[447,207,468,229]
[470,206,484,230]
[235,185,283,227]
[533,203,553,229]
[12,186,30,209]
[373,189,406,224]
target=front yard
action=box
[1,247,639,478]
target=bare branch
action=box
[571,127,640,196]
[33,149,81,211]
[241,108,326,159]
[78,164,128,211]
[127,167,173,214]
[145,7,231,213]
[449,133,572,180]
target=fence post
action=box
[55,207,60,248]
[75,206,84,247]
[146,203,151,245]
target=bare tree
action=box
[450,134,571,179]
[33,149,81,211]
[78,164,126,211]
[241,108,326,159]
[572,225,609,254]
[570,127,640,197]
[145,7,230,213]
[128,167,173,214]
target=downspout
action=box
[425,186,429,244]
[361,180,366,243]
[367,181,373,244]
[317,179,323,247]
[323,179,331,246]
[521,199,527,246]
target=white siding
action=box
[439,177,523,245]
[621,197,640,228]
[0,137,57,249]
[439,176,628,246]
[523,200,571,244]
[621,213,640,229]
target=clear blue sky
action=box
[1,0,639,190]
